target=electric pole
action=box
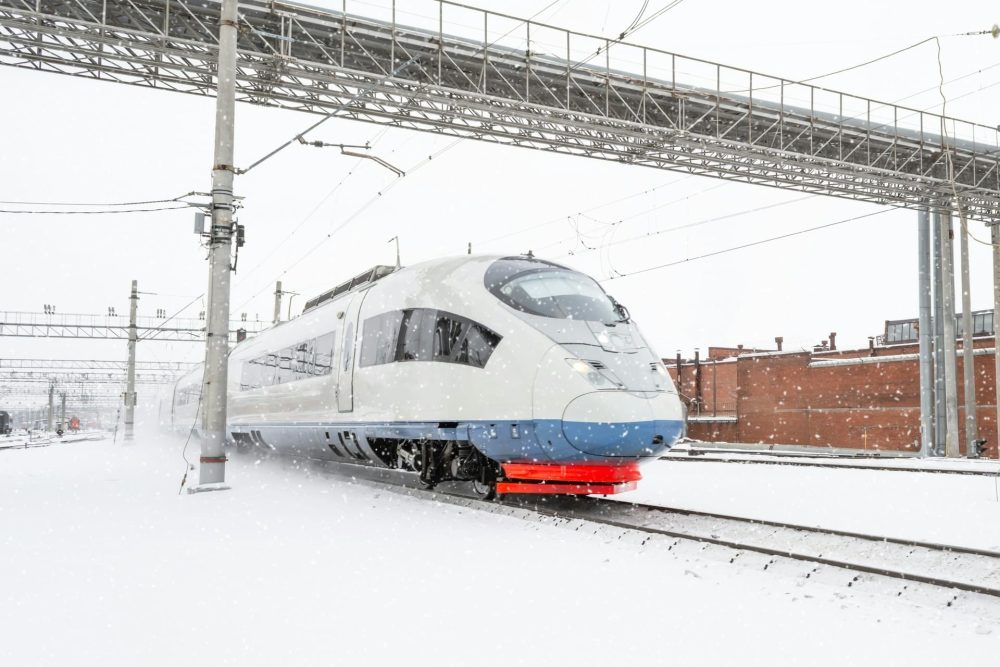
[958,210,978,457]
[47,382,54,431]
[197,0,239,489]
[940,209,960,457]
[124,279,138,442]
[917,208,933,457]
[993,224,1000,459]
[273,280,283,324]
[59,393,66,431]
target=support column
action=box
[940,210,960,457]
[124,279,138,442]
[917,208,934,457]
[59,393,66,431]
[198,0,239,487]
[273,280,282,324]
[993,224,1000,458]
[933,210,946,455]
[47,382,54,431]
[958,210,978,457]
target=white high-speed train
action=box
[170,255,684,497]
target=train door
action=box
[338,290,367,412]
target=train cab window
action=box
[361,311,404,367]
[485,257,618,322]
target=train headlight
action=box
[565,358,624,389]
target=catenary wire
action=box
[602,208,891,282]
[0,204,194,215]
[233,139,462,313]
[555,193,817,259]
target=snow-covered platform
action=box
[2,435,998,666]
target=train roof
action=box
[302,264,398,313]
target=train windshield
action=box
[485,258,619,322]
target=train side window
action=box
[241,356,266,390]
[361,311,403,367]
[457,324,501,368]
[275,347,296,384]
[294,341,313,380]
[397,309,432,361]
[343,322,355,372]
[314,332,336,375]
[432,314,466,361]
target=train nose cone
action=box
[561,391,659,457]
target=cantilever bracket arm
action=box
[296,137,404,177]
[339,149,405,177]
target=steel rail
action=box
[274,452,1000,599]
[519,498,1000,599]
[662,451,1000,476]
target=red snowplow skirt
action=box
[497,462,641,495]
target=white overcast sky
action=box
[2,0,999,371]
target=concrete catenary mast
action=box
[197,0,239,488]
[124,279,138,442]
[917,208,934,457]
[957,210,978,457]
[939,210,961,458]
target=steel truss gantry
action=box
[0,311,267,341]
[1,0,999,220]
[2,371,179,384]
[0,358,197,372]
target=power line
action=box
[0,204,193,215]
[557,193,817,259]
[233,139,462,313]
[797,36,938,84]
[0,193,197,207]
[603,208,890,282]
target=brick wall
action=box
[668,339,998,457]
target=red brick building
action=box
[668,337,998,458]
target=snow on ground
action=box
[2,434,999,666]
[624,455,1000,552]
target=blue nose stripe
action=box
[474,418,684,462]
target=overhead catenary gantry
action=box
[0,0,998,220]
[0,310,268,341]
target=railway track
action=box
[267,453,1000,599]
[663,450,1000,477]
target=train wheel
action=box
[471,478,497,501]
